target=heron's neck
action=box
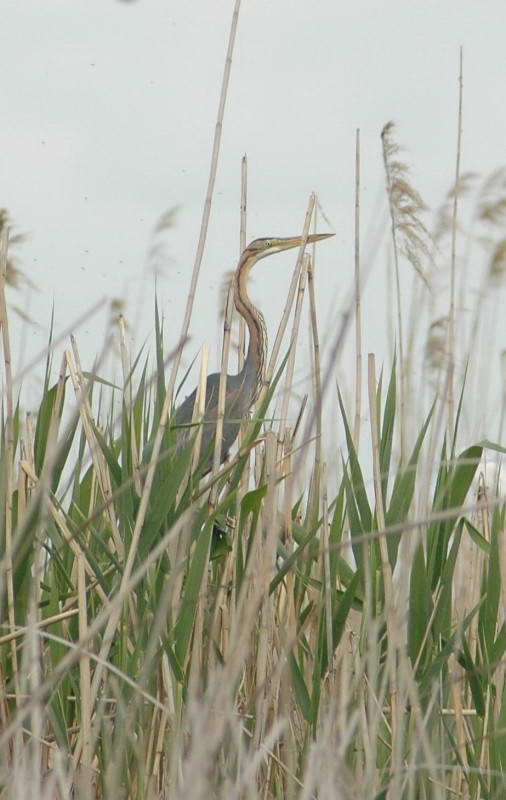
[234,252,267,403]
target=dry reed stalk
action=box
[465,476,489,658]
[278,426,296,697]
[0,608,79,646]
[473,296,499,436]
[381,127,406,458]
[19,460,109,606]
[399,662,446,795]
[150,705,169,794]
[448,654,468,795]
[230,155,249,638]
[31,519,45,648]
[381,123,432,465]
[321,462,333,676]
[231,718,294,800]
[274,709,293,792]
[405,274,424,437]
[189,345,209,476]
[367,353,398,777]
[67,340,124,560]
[238,154,247,371]
[49,352,67,447]
[292,394,307,442]
[166,0,241,407]
[194,283,233,669]
[353,128,363,449]
[26,602,43,799]
[479,688,491,787]
[144,683,165,783]
[277,253,309,462]
[447,47,464,436]
[210,281,235,506]
[367,357,392,606]
[0,229,23,714]
[16,349,65,568]
[253,431,278,751]
[16,441,27,526]
[184,528,206,683]
[307,255,323,511]
[278,425,296,800]
[281,425,294,562]
[357,664,374,786]
[236,154,250,498]
[208,534,235,662]
[498,509,506,646]
[75,548,92,798]
[118,314,142,496]
[264,194,316,388]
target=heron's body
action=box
[173,233,333,472]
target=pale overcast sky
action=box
[2,0,506,452]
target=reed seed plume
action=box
[488,238,506,285]
[381,121,433,288]
[146,205,178,276]
[381,121,434,456]
[433,171,478,243]
[0,209,30,290]
[424,315,449,375]
[477,166,506,226]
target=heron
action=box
[173,233,334,473]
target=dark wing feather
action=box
[173,373,248,474]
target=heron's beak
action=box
[306,232,335,244]
[277,232,334,252]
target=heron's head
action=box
[246,233,334,260]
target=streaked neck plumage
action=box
[233,246,267,405]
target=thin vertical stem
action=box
[448,47,464,436]
[367,354,397,772]
[119,315,142,496]
[238,154,248,372]
[189,346,209,475]
[0,228,20,705]
[353,129,362,449]
[210,283,234,508]
[167,0,242,406]
[67,339,124,561]
[381,131,406,459]
[277,254,309,457]
[236,155,249,488]
[321,463,333,673]
[253,431,278,750]
[76,548,92,800]
[264,194,316,387]
[307,253,323,520]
